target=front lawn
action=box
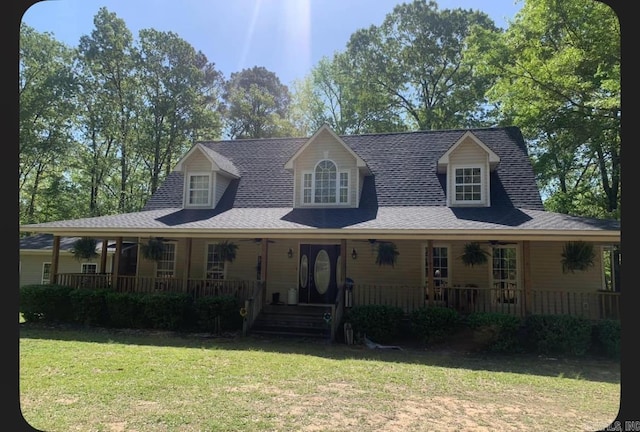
[19,324,620,431]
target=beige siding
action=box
[293,130,358,208]
[19,252,111,286]
[107,237,611,318]
[528,241,604,319]
[182,150,213,172]
[448,138,490,206]
[214,174,231,207]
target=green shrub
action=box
[104,292,147,329]
[193,295,243,333]
[591,319,621,359]
[19,284,74,323]
[69,289,109,326]
[345,304,405,343]
[409,306,462,345]
[522,314,593,356]
[465,312,522,353]
[139,293,193,331]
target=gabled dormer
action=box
[284,124,370,208]
[437,131,500,208]
[174,144,240,209]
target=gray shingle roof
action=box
[21,127,620,237]
[145,127,544,211]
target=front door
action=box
[298,244,340,304]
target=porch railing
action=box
[53,274,620,321]
[350,284,619,320]
[55,273,256,302]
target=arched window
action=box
[302,160,349,205]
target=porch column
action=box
[260,238,269,305]
[522,241,532,315]
[100,238,108,273]
[50,235,60,284]
[112,237,122,289]
[340,239,347,287]
[183,238,192,292]
[427,240,434,306]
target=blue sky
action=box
[22,0,523,87]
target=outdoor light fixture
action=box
[287,248,293,258]
[351,248,357,259]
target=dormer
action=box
[174,144,240,209]
[437,131,500,208]
[284,124,371,208]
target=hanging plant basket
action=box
[215,240,238,263]
[375,241,399,267]
[140,237,165,262]
[460,242,489,267]
[71,237,98,261]
[561,241,595,273]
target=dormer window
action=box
[302,160,349,205]
[187,173,211,206]
[454,166,483,203]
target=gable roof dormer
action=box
[437,131,500,208]
[284,124,371,209]
[175,143,240,177]
[284,124,369,172]
[174,143,240,209]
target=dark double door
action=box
[298,244,341,304]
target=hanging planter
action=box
[460,242,489,267]
[561,241,595,273]
[215,240,238,263]
[375,241,399,267]
[71,237,98,261]
[140,237,165,262]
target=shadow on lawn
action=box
[19,322,620,385]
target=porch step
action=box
[250,304,333,339]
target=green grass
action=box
[19,323,620,432]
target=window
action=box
[41,262,51,285]
[81,263,97,274]
[454,167,482,202]
[425,246,449,300]
[492,246,518,304]
[187,173,211,206]
[302,160,349,205]
[156,243,176,278]
[206,243,225,280]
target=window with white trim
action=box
[454,166,482,203]
[206,243,225,280]
[41,262,51,285]
[187,173,211,206]
[302,160,349,205]
[491,246,518,304]
[156,243,176,278]
[81,263,97,274]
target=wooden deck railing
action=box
[53,274,620,321]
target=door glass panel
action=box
[300,254,308,288]
[314,249,330,294]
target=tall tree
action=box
[136,29,224,194]
[77,7,140,213]
[292,53,406,135]
[466,0,620,218]
[222,66,293,138]
[344,0,500,131]
[19,23,78,224]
